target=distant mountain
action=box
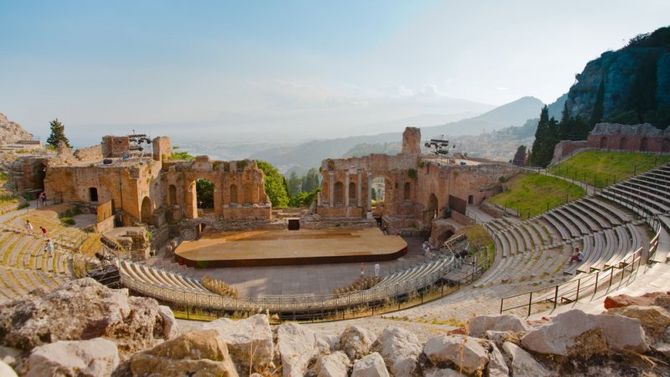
[251,96,544,172]
[421,96,544,138]
[547,93,568,120]
[0,113,34,145]
[559,26,670,127]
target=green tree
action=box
[46,119,71,149]
[196,179,214,209]
[301,168,321,192]
[286,171,303,197]
[257,161,289,208]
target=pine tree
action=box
[46,119,71,148]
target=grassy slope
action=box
[489,173,585,219]
[549,150,670,188]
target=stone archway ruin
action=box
[141,196,153,224]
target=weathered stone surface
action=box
[487,343,510,377]
[468,314,529,338]
[604,292,669,309]
[351,352,390,377]
[0,278,171,355]
[422,369,466,377]
[484,330,516,348]
[313,351,351,377]
[203,314,273,373]
[520,309,648,357]
[372,326,421,377]
[608,305,670,338]
[422,335,489,375]
[338,326,377,360]
[0,361,17,377]
[129,330,238,377]
[277,322,318,377]
[158,305,179,340]
[316,333,338,355]
[25,338,119,377]
[0,345,20,368]
[502,342,551,377]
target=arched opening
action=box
[168,185,176,205]
[468,195,474,205]
[230,184,238,204]
[403,182,411,201]
[425,193,439,223]
[333,181,344,206]
[88,187,98,202]
[195,178,214,209]
[370,176,386,209]
[619,137,627,150]
[599,136,607,149]
[141,196,153,224]
[640,137,649,152]
[348,182,356,203]
[663,138,670,153]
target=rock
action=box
[338,326,377,360]
[372,326,421,377]
[0,345,20,368]
[484,331,516,348]
[422,369,466,377]
[422,335,489,375]
[487,343,510,377]
[604,292,669,309]
[502,342,551,377]
[158,305,179,339]
[203,314,273,373]
[608,305,670,338]
[655,343,670,358]
[520,309,648,357]
[313,351,351,377]
[129,329,238,377]
[351,352,390,377]
[25,338,119,377]
[0,361,17,377]
[0,278,171,356]
[277,322,318,377]
[468,314,529,338]
[316,333,338,355]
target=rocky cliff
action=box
[561,26,670,127]
[0,113,33,145]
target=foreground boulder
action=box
[372,326,421,377]
[0,278,172,356]
[502,342,551,377]
[607,305,670,339]
[203,314,273,373]
[604,291,670,310]
[351,352,390,377]
[277,322,319,377]
[422,335,488,375]
[468,314,529,338]
[312,351,351,377]
[25,338,119,377]
[129,329,238,377]
[0,361,17,377]
[338,326,377,361]
[520,309,648,357]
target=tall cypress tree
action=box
[46,119,71,149]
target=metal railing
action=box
[116,244,500,321]
[499,237,651,317]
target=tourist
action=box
[570,248,584,263]
[40,226,48,238]
[45,238,55,255]
[39,192,47,207]
[24,219,34,234]
[360,263,365,277]
[374,263,380,277]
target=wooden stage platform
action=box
[174,227,408,267]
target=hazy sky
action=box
[1,1,668,144]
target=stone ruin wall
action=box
[101,136,131,158]
[73,144,103,162]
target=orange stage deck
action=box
[174,227,408,267]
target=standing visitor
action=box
[40,226,48,238]
[360,263,365,277]
[24,220,34,234]
[39,192,47,207]
[374,263,380,277]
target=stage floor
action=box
[174,227,408,267]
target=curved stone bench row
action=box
[0,265,68,301]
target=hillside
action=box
[0,113,33,145]
[252,97,544,172]
[557,26,670,127]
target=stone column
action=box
[328,171,335,207]
[344,174,350,207]
[367,172,372,212]
[357,171,362,207]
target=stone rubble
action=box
[0,280,668,376]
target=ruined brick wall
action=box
[587,123,670,152]
[74,144,103,162]
[402,127,421,155]
[101,136,130,158]
[551,140,589,165]
[161,157,271,221]
[152,136,172,162]
[9,156,48,195]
